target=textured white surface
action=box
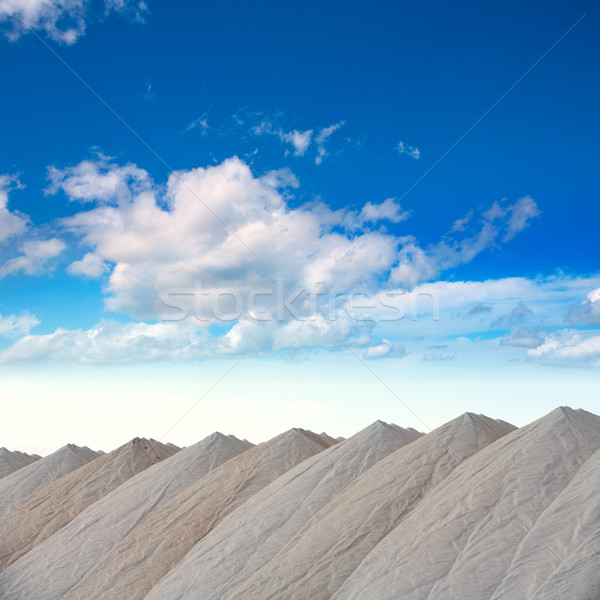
[58,428,331,600]
[0,437,179,571]
[228,413,515,600]
[333,407,600,600]
[0,433,251,599]
[1,408,598,600]
[144,421,421,600]
[491,445,600,600]
[0,444,100,519]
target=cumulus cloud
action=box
[0,154,549,363]
[45,156,544,321]
[358,198,410,226]
[566,287,600,326]
[67,252,108,278]
[397,141,421,159]
[0,320,208,364]
[0,312,40,338]
[527,331,600,366]
[0,175,28,244]
[0,237,65,278]
[0,0,147,44]
[52,156,409,319]
[46,157,151,204]
[363,338,407,360]
[3,273,600,364]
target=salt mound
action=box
[491,445,600,600]
[333,407,600,600]
[0,432,251,598]
[144,421,422,600]
[0,437,178,571]
[0,448,40,480]
[0,444,100,519]
[228,413,515,600]
[57,428,331,600]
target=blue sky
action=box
[0,0,598,452]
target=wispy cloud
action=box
[184,115,210,135]
[250,116,345,163]
[397,140,421,159]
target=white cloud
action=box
[0,320,208,364]
[527,331,600,366]
[46,157,151,204]
[67,252,108,278]
[315,121,345,164]
[55,156,410,318]
[185,116,209,135]
[251,118,345,163]
[567,287,600,326]
[0,0,146,43]
[0,175,28,244]
[499,327,545,348]
[450,211,472,233]
[363,338,407,360]
[280,129,313,156]
[2,273,600,364]
[0,312,40,338]
[0,237,65,278]
[358,198,410,226]
[252,120,313,156]
[503,195,541,241]
[397,141,421,159]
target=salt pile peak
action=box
[0,437,179,570]
[144,420,422,600]
[228,412,515,600]
[56,428,331,600]
[0,443,100,519]
[333,407,600,600]
[0,432,252,599]
[0,448,40,480]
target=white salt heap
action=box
[144,421,421,600]
[0,437,178,571]
[0,448,40,480]
[0,432,252,598]
[1,407,598,600]
[227,413,515,600]
[332,407,600,600]
[0,444,100,519]
[58,428,331,600]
